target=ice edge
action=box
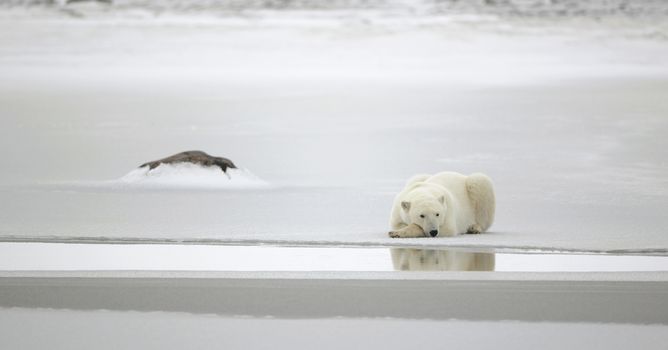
[1,235,666,256]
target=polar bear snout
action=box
[419,213,443,238]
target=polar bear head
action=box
[401,194,446,237]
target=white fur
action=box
[389,171,495,238]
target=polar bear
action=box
[388,172,495,238]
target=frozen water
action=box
[0,4,667,254]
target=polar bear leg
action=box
[465,173,495,232]
[389,223,425,238]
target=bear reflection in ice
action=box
[391,248,495,271]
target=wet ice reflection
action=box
[391,248,495,271]
[0,243,667,272]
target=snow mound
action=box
[118,163,269,189]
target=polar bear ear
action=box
[438,196,445,204]
[401,201,411,212]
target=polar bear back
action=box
[425,172,472,206]
[424,172,476,232]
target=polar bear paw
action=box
[467,224,483,234]
[389,230,401,238]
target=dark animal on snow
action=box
[139,150,237,175]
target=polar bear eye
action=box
[420,214,425,218]
[436,213,440,217]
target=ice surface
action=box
[0,6,667,253]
